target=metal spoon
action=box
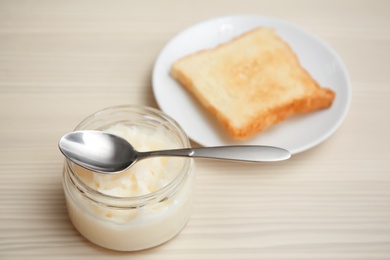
[58,130,291,174]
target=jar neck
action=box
[64,158,192,209]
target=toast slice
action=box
[171,27,336,140]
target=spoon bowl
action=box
[59,130,291,174]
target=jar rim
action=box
[64,105,193,208]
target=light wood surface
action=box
[1,0,390,259]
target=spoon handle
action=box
[138,146,291,163]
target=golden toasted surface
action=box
[171,27,335,140]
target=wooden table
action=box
[1,0,389,259]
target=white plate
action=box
[152,15,351,154]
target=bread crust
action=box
[171,27,336,140]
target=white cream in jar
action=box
[62,106,195,251]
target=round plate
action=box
[152,15,351,154]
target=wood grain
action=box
[1,0,390,259]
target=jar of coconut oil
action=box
[62,105,195,251]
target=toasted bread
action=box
[171,27,336,140]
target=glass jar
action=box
[62,105,195,251]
